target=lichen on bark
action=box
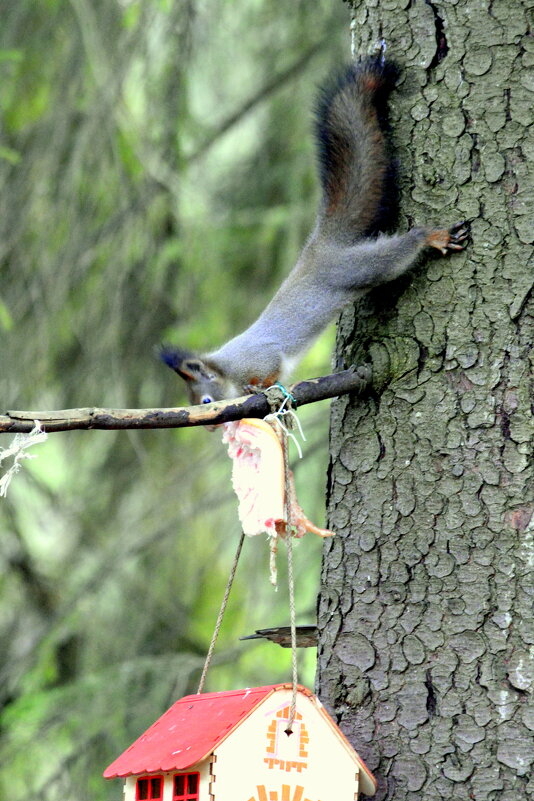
[317,1,534,799]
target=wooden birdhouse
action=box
[104,684,376,801]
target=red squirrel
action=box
[162,55,468,404]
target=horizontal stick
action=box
[0,368,372,435]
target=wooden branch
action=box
[0,367,372,434]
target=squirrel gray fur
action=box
[162,55,468,404]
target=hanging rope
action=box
[197,530,246,694]
[280,424,298,735]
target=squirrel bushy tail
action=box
[314,56,399,240]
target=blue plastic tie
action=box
[275,381,297,407]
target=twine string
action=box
[280,424,298,735]
[197,530,246,694]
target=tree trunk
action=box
[317,2,534,799]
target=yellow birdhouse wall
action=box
[212,688,361,801]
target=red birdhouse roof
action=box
[104,684,285,778]
[103,683,376,794]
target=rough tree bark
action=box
[317,2,533,800]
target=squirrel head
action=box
[160,346,230,405]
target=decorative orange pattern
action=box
[263,758,307,773]
[265,719,278,754]
[247,785,319,801]
[263,706,309,773]
[299,726,309,760]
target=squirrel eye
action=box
[201,395,213,404]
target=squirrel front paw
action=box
[426,221,470,255]
[244,373,281,395]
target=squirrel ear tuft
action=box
[159,346,213,382]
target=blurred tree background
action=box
[0,2,349,799]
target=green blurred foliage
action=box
[0,2,347,799]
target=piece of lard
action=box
[222,418,334,539]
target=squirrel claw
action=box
[448,221,470,248]
[427,222,470,255]
[450,222,469,239]
[244,384,264,395]
[372,38,388,61]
